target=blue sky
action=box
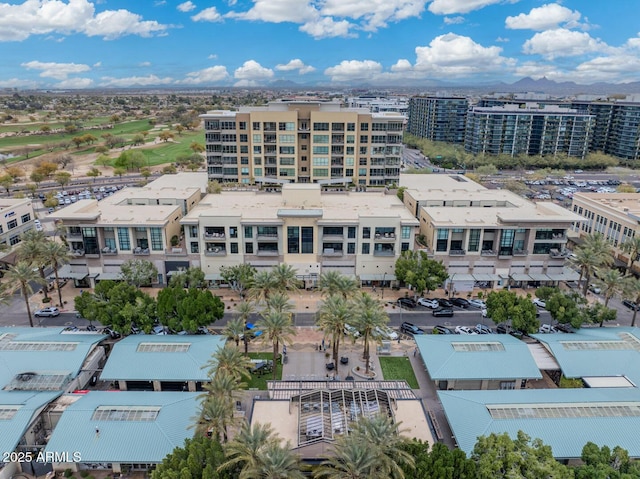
[0,0,638,89]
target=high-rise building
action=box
[200,100,404,187]
[406,95,468,144]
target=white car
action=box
[33,219,43,231]
[468,299,486,309]
[374,326,399,341]
[532,298,546,309]
[455,326,477,335]
[34,307,60,317]
[481,308,488,318]
[538,324,558,333]
[417,298,439,309]
[344,324,360,338]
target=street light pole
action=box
[381,272,386,300]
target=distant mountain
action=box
[491,77,640,96]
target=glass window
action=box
[239,122,247,130]
[7,219,17,230]
[313,168,328,176]
[313,134,329,143]
[401,242,410,252]
[468,229,480,252]
[229,227,238,238]
[313,157,329,166]
[301,226,313,254]
[254,168,263,176]
[362,243,370,254]
[362,227,370,239]
[347,242,356,254]
[21,213,31,223]
[401,226,411,240]
[287,226,299,254]
[360,135,368,143]
[499,229,515,255]
[244,226,253,239]
[348,227,356,239]
[360,123,369,131]
[190,242,199,254]
[279,134,295,143]
[245,242,253,254]
[313,146,329,154]
[313,122,329,131]
[347,123,355,131]
[230,242,238,254]
[117,227,130,250]
[9,235,20,246]
[436,228,449,252]
[150,227,163,250]
[252,122,260,130]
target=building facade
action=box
[201,100,404,187]
[406,95,468,144]
[0,198,36,251]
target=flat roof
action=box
[572,192,640,221]
[399,173,486,193]
[439,388,640,459]
[144,172,208,193]
[532,327,640,385]
[100,334,225,382]
[44,391,199,463]
[415,334,542,381]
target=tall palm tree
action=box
[193,394,234,443]
[624,278,640,327]
[219,421,278,478]
[235,301,255,355]
[250,270,277,304]
[596,268,628,309]
[270,263,301,292]
[40,240,70,307]
[353,293,388,375]
[317,295,351,367]
[318,271,358,299]
[621,236,640,274]
[5,261,44,327]
[265,292,294,317]
[203,369,245,399]
[18,229,48,300]
[314,433,380,479]
[244,441,304,479]
[257,310,296,380]
[224,317,245,348]
[572,233,613,297]
[204,344,253,382]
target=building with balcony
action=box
[406,95,468,144]
[181,183,419,285]
[346,96,409,116]
[50,174,204,287]
[401,174,581,290]
[0,198,36,265]
[570,192,640,272]
[201,100,404,187]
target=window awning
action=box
[359,274,397,281]
[97,272,122,281]
[49,264,89,280]
[546,269,580,282]
[204,273,223,281]
[472,273,501,281]
[449,274,475,281]
[528,272,551,281]
[510,273,532,281]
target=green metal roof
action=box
[100,334,225,382]
[439,388,640,459]
[0,327,106,391]
[44,391,200,463]
[532,327,640,385]
[415,334,542,381]
[0,390,61,456]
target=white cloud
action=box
[180,65,230,84]
[0,0,169,41]
[192,6,222,22]
[234,60,274,82]
[299,17,354,39]
[523,29,611,59]
[21,60,91,80]
[208,54,218,59]
[275,59,315,74]
[139,61,152,67]
[93,61,101,67]
[234,79,260,87]
[428,0,505,15]
[177,1,196,13]
[413,33,514,76]
[505,4,582,31]
[324,60,383,82]
[56,77,94,89]
[0,78,38,89]
[100,74,173,87]
[443,16,465,25]
[495,36,509,43]
[320,0,426,31]
[227,0,317,23]
[391,59,412,72]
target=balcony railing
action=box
[101,247,117,255]
[165,248,187,256]
[481,249,497,256]
[67,231,83,240]
[256,249,280,256]
[256,234,278,241]
[322,249,344,257]
[70,249,85,257]
[374,233,396,241]
[373,250,395,257]
[322,234,344,241]
[204,232,225,239]
[205,247,226,256]
[133,247,150,255]
[549,249,570,258]
[449,249,466,256]
[513,249,529,256]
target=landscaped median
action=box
[378,356,419,388]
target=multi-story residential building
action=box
[406,95,468,144]
[464,104,594,158]
[0,198,36,262]
[201,100,404,187]
[346,96,409,116]
[50,173,206,287]
[181,183,419,286]
[570,192,640,271]
[401,174,581,290]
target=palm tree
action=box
[235,301,255,355]
[319,271,358,299]
[596,268,627,309]
[257,310,296,380]
[244,441,304,479]
[5,261,44,327]
[572,233,613,297]
[204,344,253,382]
[203,369,245,398]
[270,263,301,292]
[193,394,234,443]
[622,236,640,274]
[18,229,48,300]
[353,293,388,375]
[624,278,640,327]
[314,433,380,479]
[219,422,278,478]
[40,240,70,307]
[265,292,294,317]
[224,317,245,348]
[249,270,277,304]
[317,295,351,367]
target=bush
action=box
[560,376,583,388]
[42,297,51,303]
[64,469,73,478]
[170,235,179,247]
[79,471,89,478]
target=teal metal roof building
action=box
[100,334,225,382]
[439,388,640,459]
[0,390,61,458]
[414,334,542,389]
[532,327,640,385]
[0,327,106,391]
[44,391,200,464]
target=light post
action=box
[381,272,386,300]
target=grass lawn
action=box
[378,356,419,389]
[245,352,282,390]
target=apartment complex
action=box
[0,198,36,260]
[570,192,640,271]
[346,96,409,116]
[50,173,206,287]
[464,104,594,158]
[406,95,468,144]
[201,100,404,187]
[401,174,581,289]
[181,183,419,285]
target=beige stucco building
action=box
[401,174,581,289]
[0,198,36,264]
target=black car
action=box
[433,325,454,334]
[400,322,424,335]
[437,298,453,308]
[433,308,454,317]
[623,299,640,311]
[450,297,470,308]
[397,298,417,309]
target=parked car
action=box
[475,324,493,334]
[101,327,121,339]
[555,323,576,333]
[481,308,488,318]
[397,297,417,309]
[588,284,602,294]
[34,307,60,317]
[468,299,486,309]
[532,298,546,309]
[433,325,454,335]
[400,322,425,335]
[152,325,168,335]
[450,297,470,308]
[538,324,558,333]
[33,219,43,231]
[344,324,361,338]
[455,325,477,335]
[622,299,640,311]
[437,298,453,308]
[433,308,454,317]
[496,323,511,334]
[374,326,399,341]
[417,297,439,309]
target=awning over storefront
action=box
[96,272,122,281]
[49,264,89,280]
[546,269,580,282]
[449,274,475,281]
[204,273,224,281]
[359,274,397,281]
[472,273,501,281]
[528,272,551,281]
[510,273,532,282]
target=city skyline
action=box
[0,0,638,89]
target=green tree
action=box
[157,285,224,332]
[318,270,358,299]
[219,422,279,478]
[595,268,628,309]
[572,233,613,297]
[54,171,72,188]
[224,317,245,348]
[396,186,407,201]
[257,310,296,380]
[169,266,206,289]
[152,435,233,479]
[29,171,45,186]
[575,442,640,478]
[582,302,617,328]
[398,441,477,479]
[249,270,278,304]
[40,240,70,308]
[207,180,223,194]
[86,167,102,182]
[241,441,304,479]
[271,263,301,292]
[120,259,158,287]
[0,175,12,195]
[194,394,235,443]
[204,344,253,383]
[353,292,388,375]
[314,433,379,479]
[317,295,351,368]
[395,250,448,297]
[235,301,255,355]
[623,278,640,327]
[5,261,44,327]
[220,263,256,299]
[621,236,640,274]
[534,286,558,301]
[485,290,539,334]
[546,291,585,328]
[18,229,49,301]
